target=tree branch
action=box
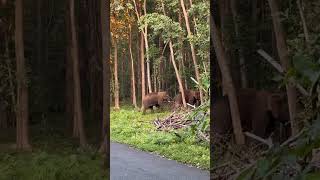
[257,49,309,96]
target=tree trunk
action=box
[15,0,31,150]
[140,33,146,101]
[296,0,310,48]
[70,0,87,146]
[219,0,241,92]
[133,0,152,94]
[99,0,110,169]
[180,0,203,103]
[211,15,245,145]
[158,37,164,91]
[113,40,120,109]
[129,25,138,108]
[230,0,248,88]
[65,0,73,134]
[143,0,152,93]
[268,0,298,135]
[161,0,187,107]
[169,41,187,108]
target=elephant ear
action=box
[267,93,283,119]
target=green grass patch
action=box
[111,105,210,169]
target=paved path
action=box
[111,142,209,180]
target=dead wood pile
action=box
[153,111,194,131]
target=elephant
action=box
[141,91,171,114]
[212,88,291,141]
[174,89,201,108]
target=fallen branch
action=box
[257,49,309,96]
[280,129,305,147]
[244,132,273,148]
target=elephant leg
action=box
[251,113,270,138]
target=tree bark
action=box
[65,0,73,134]
[169,42,187,108]
[133,0,152,94]
[70,0,87,146]
[296,0,310,48]
[113,39,120,109]
[143,0,152,93]
[211,15,245,145]
[140,33,146,102]
[99,0,110,169]
[268,0,298,135]
[129,25,138,108]
[15,0,31,150]
[180,0,203,103]
[161,0,187,108]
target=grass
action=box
[110,105,210,169]
[0,114,108,180]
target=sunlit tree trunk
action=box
[143,0,152,93]
[161,0,187,108]
[180,0,203,103]
[113,39,120,110]
[129,25,138,108]
[140,33,146,102]
[15,0,31,150]
[70,0,87,146]
[133,0,151,94]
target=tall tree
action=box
[268,0,298,135]
[143,0,152,93]
[160,0,187,108]
[69,0,87,146]
[133,0,152,93]
[140,32,146,101]
[129,24,138,108]
[99,0,110,169]
[211,15,245,145]
[296,0,310,47]
[15,0,31,150]
[113,39,120,109]
[180,0,203,103]
[65,0,73,134]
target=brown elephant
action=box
[174,90,201,108]
[141,91,171,114]
[212,88,291,141]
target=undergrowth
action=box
[0,117,108,180]
[110,105,210,169]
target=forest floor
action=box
[0,114,108,180]
[110,105,210,169]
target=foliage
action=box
[139,13,184,45]
[110,106,210,169]
[188,1,210,63]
